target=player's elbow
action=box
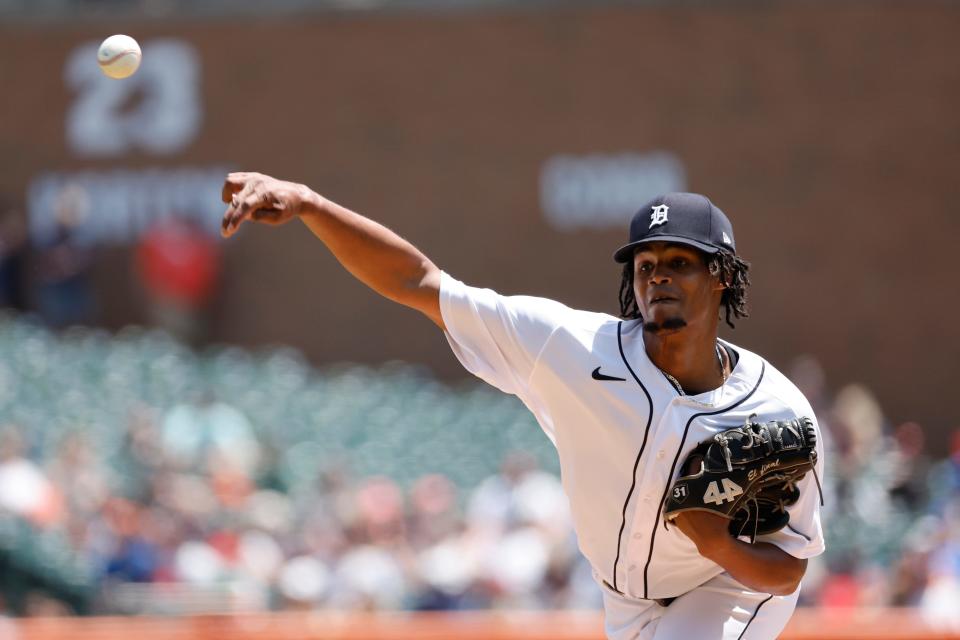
[766,557,807,595]
[374,262,444,328]
[767,577,801,596]
[729,549,806,595]
[406,265,444,329]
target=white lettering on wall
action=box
[28,167,230,247]
[539,152,687,231]
[65,39,202,157]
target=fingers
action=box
[221,171,256,204]
[220,172,293,238]
[250,207,285,223]
[222,179,267,238]
[221,173,250,238]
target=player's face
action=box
[632,242,724,335]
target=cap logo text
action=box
[649,204,669,228]
[722,231,732,245]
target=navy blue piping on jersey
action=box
[611,321,654,593]
[787,524,812,542]
[642,361,766,598]
[738,594,773,640]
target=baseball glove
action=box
[664,414,822,542]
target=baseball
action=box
[97,34,141,79]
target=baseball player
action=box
[221,175,825,639]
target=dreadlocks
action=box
[618,248,751,328]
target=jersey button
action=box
[633,532,642,540]
[657,450,665,459]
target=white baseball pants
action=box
[601,573,800,640]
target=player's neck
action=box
[644,328,725,395]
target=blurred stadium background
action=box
[0,0,959,638]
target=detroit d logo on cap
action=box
[649,204,669,228]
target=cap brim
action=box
[613,235,723,263]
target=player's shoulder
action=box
[511,295,622,338]
[561,306,622,333]
[442,271,621,334]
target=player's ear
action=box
[707,254,726,291]
[712,273,727,292]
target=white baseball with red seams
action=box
[97,35,141,79]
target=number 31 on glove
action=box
[664,414,823,542]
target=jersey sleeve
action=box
[439,271,569,398]
[755,415,826,559]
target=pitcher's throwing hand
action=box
[221,172,318,237]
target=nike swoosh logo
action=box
[592,366,626,382]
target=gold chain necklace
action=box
[662,343,729,406]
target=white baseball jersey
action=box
[439,272,825,636]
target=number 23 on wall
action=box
[65,39,203,157]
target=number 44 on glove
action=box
[664,414,824,542]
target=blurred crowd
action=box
[788,356,960,627]
[0,321,958,623]
[0,417,593,615]
[0,192,220,345]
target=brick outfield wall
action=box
[0,4,957,441]
[10,609,960,640]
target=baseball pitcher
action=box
[221,176,825,640]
